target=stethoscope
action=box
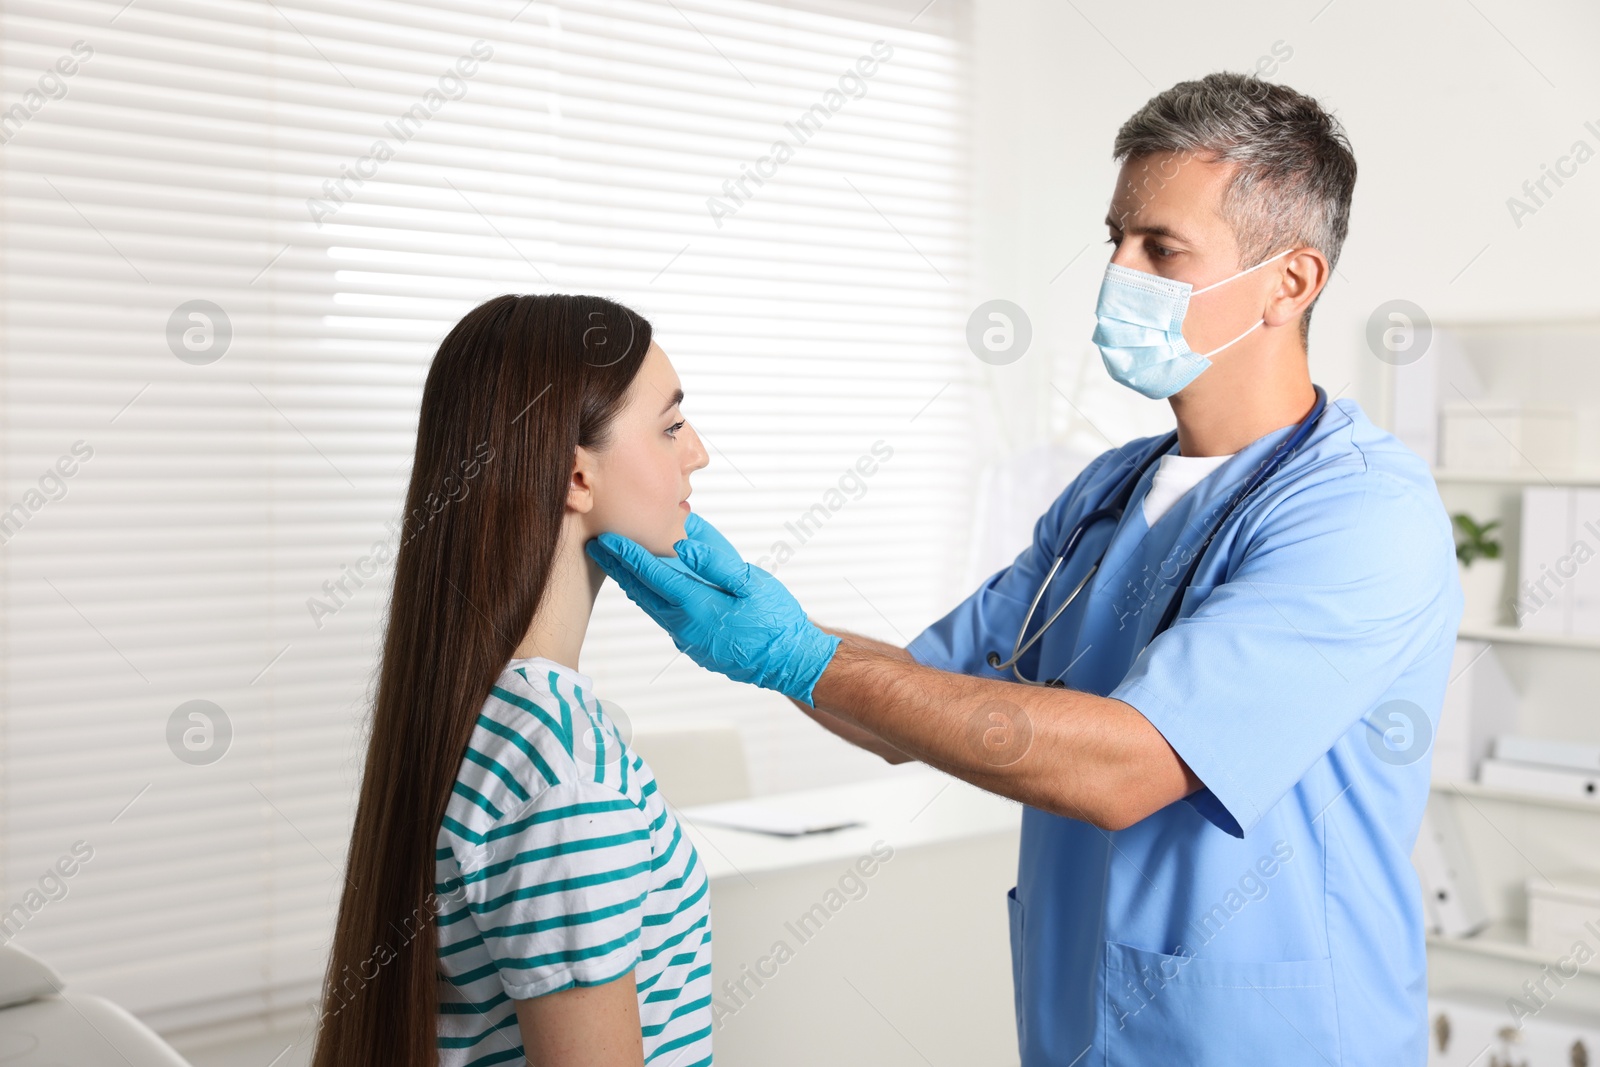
[986,385,1329,687]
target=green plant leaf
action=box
[1451,510,1501,568]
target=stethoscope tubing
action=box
[987,386,1328,686]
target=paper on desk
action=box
[683,799,863,837]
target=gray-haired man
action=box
[591,72,1457,1066]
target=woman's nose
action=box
[686,424,710,471]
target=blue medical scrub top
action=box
[906,399,1462,1066]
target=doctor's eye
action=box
[1148,241,1176,259]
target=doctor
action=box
[588,72,1460,1065]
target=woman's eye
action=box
[666,420,685,438]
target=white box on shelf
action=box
[1427,989,1600,1067]
[1495,734,1600,775]
[1433,639,1518,783]
[1440,402,1576,472]
[1517,486,1576,634]
[1479,758,1600,804]
[1573,488,1600,637]
[1392,327,1490,470]
[1526,870,1600,958]
[1412,804,1489,938]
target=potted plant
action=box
[1452,512,1505,628]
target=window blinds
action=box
[0,0,974,1036]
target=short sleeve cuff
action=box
[905,629,951,671]
[467,778,654,1002]
[1110,678,1258,839]
[499,946,641,1001]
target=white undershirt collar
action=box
[1141,450,1236,526]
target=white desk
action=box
[675,766,1023,1067]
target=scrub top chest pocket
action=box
[1103,940,1341,1065]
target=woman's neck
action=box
[512,517,605,675]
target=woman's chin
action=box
[636,521,688,558]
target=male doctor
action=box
[589,73,1461,1065]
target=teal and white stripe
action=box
[435,658,713,1066]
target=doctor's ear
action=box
[1263,247,1329,330]
[567,445,597,515]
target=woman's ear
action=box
[568,445,597,515]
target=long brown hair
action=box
[310,294,652,1067]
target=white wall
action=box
[963,0,1600,465]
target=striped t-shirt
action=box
[434,656,713,1067]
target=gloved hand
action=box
[586,511,841,705]
[658,509,740,577]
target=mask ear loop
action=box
[1196,317,1266,358]
[1190,247,1296,296]
[1187,248,1297,357]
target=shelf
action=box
[1426,920,1600,972]
[1431,778,1600,815]
[1432,468,1600,487]
[1456,625,1600,651]
[1429,920,1540,966]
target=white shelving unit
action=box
[1435,776,1600,816]
[1424,781,1600,1018]
[1432,469,1600,488]
[1385,320,1600,1025]
[1456,625,1600,652]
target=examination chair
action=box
[0,942,192,1066]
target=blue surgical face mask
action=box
[1092,248,1294,400]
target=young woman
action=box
[310,294,714,1067]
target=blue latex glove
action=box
[658,509,739,577]
[586,511,841,705]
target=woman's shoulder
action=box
[481,660,594,767]
[440,660,625,847]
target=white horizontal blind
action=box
[0,0,974,1036]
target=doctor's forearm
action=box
[785,697,916,764]
[808,638,1200,830]
[784,625,916,765]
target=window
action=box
[0,0,973,1034]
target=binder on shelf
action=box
[1494,734,1600,775]
[1576,488,1600,636]
[1518,486,1576,634]
[1478,758,1600,804]
[1433,639,1517,783]
[1391,327,1448,468]
[1412,804,1489,939]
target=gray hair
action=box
[1113,73,1356,341]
